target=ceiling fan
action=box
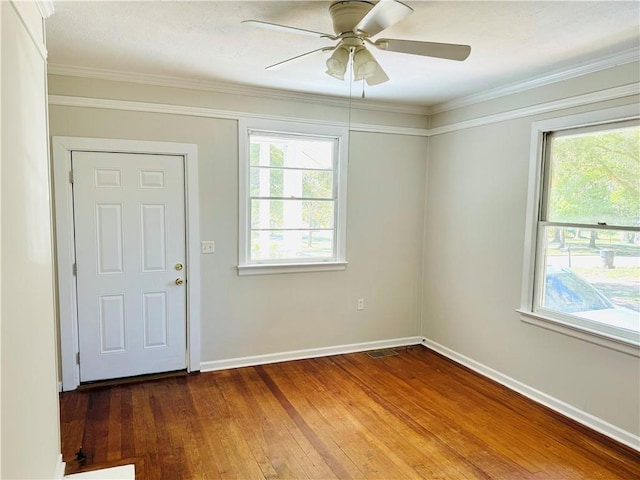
[242,0,471,86]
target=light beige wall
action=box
[48,78,428,364]
[1,1,62,478]
[423,69,640,436]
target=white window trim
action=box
[237,118,349,275]
[520,104,640,356]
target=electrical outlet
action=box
[201,240,215,254]
[357,298,364,311]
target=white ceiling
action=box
[46,1,640,108]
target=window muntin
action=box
[534,121,640,342]
[238,120,348,272]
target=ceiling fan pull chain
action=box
[362,78,366,99]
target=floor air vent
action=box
[366,348,399,359]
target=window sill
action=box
[237,261,348,276]
[517,309,639,357]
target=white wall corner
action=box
[420,337,640,452]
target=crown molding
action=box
[35,0,55,19]
[49,81,637,139]
[47,64,430,116]
[47,94,430,137]
[47,45,639,119]
[430,47,640,115]
[429,82,639,136]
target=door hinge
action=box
[76,352,80,365]
[69,170,74,184]
[72,263,77,276]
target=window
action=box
[520,105,640,353]
[238,119,348,275]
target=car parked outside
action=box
[543,266,639,333]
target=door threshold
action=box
[77,369,188,390]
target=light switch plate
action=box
[201,240,215,254]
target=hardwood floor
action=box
[60,346,640,479]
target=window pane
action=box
[249,167,283,197]
[250,141,285,167]
[547,126,639,227]
[250,230,334,260]
[250,135,334,169]
[537,226,640,333]
[250,167,333,199]
[251,199,334,229]
[302,170,334,198]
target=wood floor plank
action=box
[237,367,330,479]
[210,370,276,479]
[106,387,122,462]
[60,346,640,479]
[241,367,338,479]
[181,376,228,479]
[295,356,490,479]
[283,359,436,479]
[256,363,362,479]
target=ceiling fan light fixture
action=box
[246,0,473,86]
[353,47,377,80]
[325,46,350,80]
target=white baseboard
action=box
[200,336,423,372]
[54,454,66,479]
[421,337,640,452]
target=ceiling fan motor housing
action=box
[329,1,374,35]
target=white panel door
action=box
[73,151,187,382]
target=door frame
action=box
[53,136,201,391]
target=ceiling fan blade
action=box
[242,20,335,39]
[365,61,389,86]
[375,38,471,61]
[355,0,413,37]
[266,46,336,71]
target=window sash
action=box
[249,166,336,200]
[239,119,348,270]
[539,120,639,228]
[250,199,336,230]
[532,224,639,345]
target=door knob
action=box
[175,277,184,286]
[175,263,183,271]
